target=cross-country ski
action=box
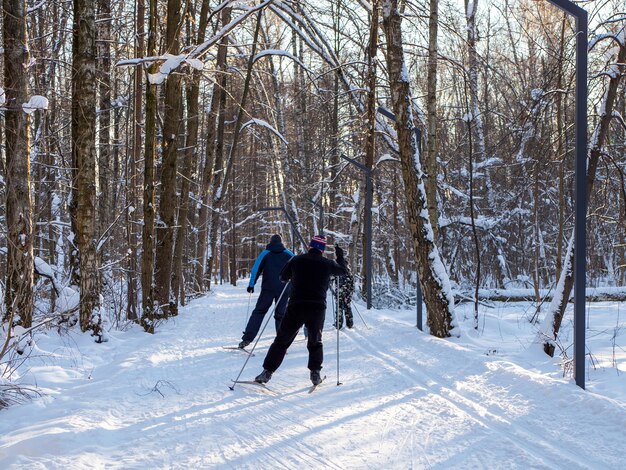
[230,380,276,395]
[308,375,327,393]
[222,346,255,356]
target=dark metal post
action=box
[416,275,423,331]
[219,225,224,285]
[364,172,373,310]
[573,7,588,390]
[545,0,587,390]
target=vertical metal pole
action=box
[365,170,373,309]
[416,276,423,331]
[219,225,224,285]
[320,203,324,237]
[574,10,588,390]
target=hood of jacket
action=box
[266,241,286,253]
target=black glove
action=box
[247,286,254,294]
[335,245,344,259]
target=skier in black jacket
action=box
[238,234,294,349]
[254,235,348,385]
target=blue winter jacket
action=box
[248,242,294,292]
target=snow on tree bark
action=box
[3,0,35,328]
[382,0,457,338]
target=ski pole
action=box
[351,299,370,329]
[243,292,252,330]
[243,292,252,331]
[229,281,291,390]
[335,277,342,386]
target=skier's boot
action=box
[310,369,322,386]
[255,369,273,384]
[238,340,250,349]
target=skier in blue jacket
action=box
[238,234,294,349]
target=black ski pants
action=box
[242,286,289,343]
[263,303,326,372]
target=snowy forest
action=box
[1,0,626,423]
[3,1,624,334]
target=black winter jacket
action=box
[280,249,347,307]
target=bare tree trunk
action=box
[192,10,227,292]
[154,0,183,316]
[230,180,237,286]
[141,0,158,331]
[194,87,221,293]
[361,0,379,299]
[204,6,232,292]
[97,0,112,238]
[127,0,145,322]
[72,0,103,339]
[328,2,340,234]
[464,81,481,329]
[382,0,457,338]
[2,0,34,328]
[531,161,542,309]
[464,0,492,208]
[172,0,210,306]
[425,0,439,241]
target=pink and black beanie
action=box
[309,235,327,253]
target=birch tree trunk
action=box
[382,0,457,338]
[426,0,439,241]
[2,0,34,328]
[72,0,103,339]
[141,0,158,330]
[464,0,492,207]
[97,0,112,237]
[127,0,144,322]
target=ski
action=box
[308,375,327,393]
[222,346,255,356]
[230,380,276,394]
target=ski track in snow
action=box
[0,283,625,469]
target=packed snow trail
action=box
[1,282,625,469]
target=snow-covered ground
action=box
[1,282,625,469]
